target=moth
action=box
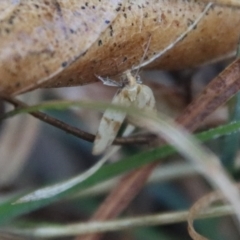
[92,69,156,155]
[92,2,217,155]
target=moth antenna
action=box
[95,74,122,87]
[134,35,152,78]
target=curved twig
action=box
[0,95,156,145]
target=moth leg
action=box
[136,75,142,84]
[95,75,123,87]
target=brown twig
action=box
[0,95,156,145]
[78,58,240,240]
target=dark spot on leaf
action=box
[61,61,68,67]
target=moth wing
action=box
[92,88,132,155]
[127,84,156,126]
[135,85,156,110]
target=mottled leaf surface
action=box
[0,0,240,94]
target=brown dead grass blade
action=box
[176,59,240,130]
[187,183,240,240]
[78,59,240,240]
[188,191,221,240]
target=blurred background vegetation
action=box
[0,59,240,240]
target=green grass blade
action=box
[0,101,240,225]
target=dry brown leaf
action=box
[0,0,123,94]
[0,0,240,95]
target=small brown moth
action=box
[92,2,213,155]
[92,69,156,155]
